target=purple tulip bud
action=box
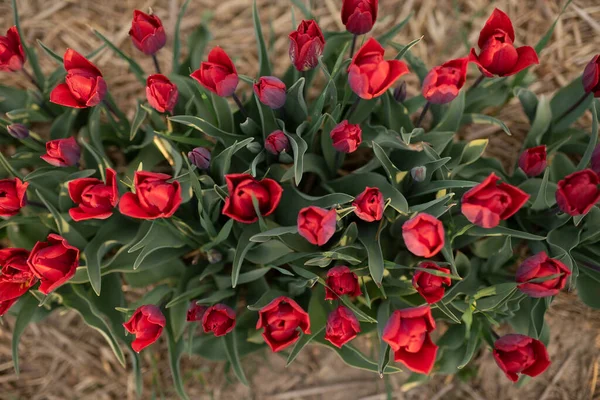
[592,144,600,176]
[188,147,211,169]
[393,81,407,103]
[265,131,291,155]
[7,123,29,139]
[207,249,222,264]
[253,76,287,109]
[411,166,427,182]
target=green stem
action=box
[415,102,431,128]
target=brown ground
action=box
[0,0,600,399]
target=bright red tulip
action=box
[289,20,325,72]
[129,10,166,55]
[191,47,239,97]
[0,26,26,72]
[50,49,106,108]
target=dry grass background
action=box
[0,0,600,399]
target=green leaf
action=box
[372,142,406,187]
[36,39,63,64]
[433,90,465,132]
[284,78,308,124]
[12,294,38,375]
[376,301,391,376]
[62,288,126,368]
[165,284,212,308]
[391,36,423,61]
[166,324,190,400]
[93,30,145,84]
[577,100,598,170]
[530,169,553,211]
[467,225,546,241]
[173,0,193,72]
[284,131,308,185]
[461,114,511,136]
[210,138,255,185]
[253,0,271,77]
[377,12,413,45]
[232,224,260,288]
[250,226,298,242]
[523,95,552,148]
[169,115,245,146]
[36,189,88,249]
[223,330,249,385]
[515,87,539,122]
[12,0,45,86]
[128,221,187,270]
[576,267,600,309]
[130,103,148,141]
[50,109,79,140]
[358,223,385,286]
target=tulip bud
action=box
[518,146,547,177]
[129,10,167,55]
[7,123,29,139]
[583,55,600,97]
[188,147,211,169]
[393,81,407,103]
[592,144,600,176]
[341,0,378,35]
[207,249,222,264]
[330,120,362,153]
[265,131,291,155]
[146,74,178,113]
[254,77,287,109]
[0,27,26,72]
[246,142,262,154]
[411,166,427,182]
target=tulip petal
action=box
[468,48,495,78]
[50,83,86,108]
[478,8,515,48]
[509,46,539,75]
[63,48,102,76]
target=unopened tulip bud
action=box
[411,166,427,182]
[265,131,290,155]
[7,123,29,139]
[254,77,287,109]
[393,81,407,103]
[188,147,211,170]
[592,144,600,175]
[583,55,600,97]
[207,249,222,264]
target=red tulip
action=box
[123,305,166,352]
[330,120,362,153]
[555,169,600,216]
[493,334,551,382]
[352,187,384,222]
[50,49,107,108]
[0,178,28,217]
[516,252,571,298]
[583,55,600,97]
[129,10,166,55]
[324,265,362,300]
[191,47,238,97]
[146,74,178,113]
[382,305,438,375]
[186,303,207,322]
[297,206,337,246]
[265,131,291,155]
[289,20,325,72]
[202,304,236,337]
[402,213,445,258]
[119,171,181,220]
[422,58,469,104]
[518,146,547,177]
[324,306,360,348]
[254,76,287,109]
[256,296,310,352]
[222,174,283,224]
[41,137,81,167]
[469,8,539,77]
[412,262,451,304]
[28,234,79,294]
[0,248,36,316]
[0,26,26,72]
[348,38,409,100]
[68,168,119,221]
[461,173,530,228]
[341,0,378,35]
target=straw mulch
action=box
[0,0,599,399]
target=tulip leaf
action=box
[523,95,552,148]
[376,300,391,376]
[11,294,39,375]
[250,226,298,242]
[169,115,246,146]
[223,329,249,385]
[210,138,255,185]
[62,287,126,368]
[530,169,553,211]
[290,0,316,20]
[372,141,406,187]
[391,36,423,61]
[433,90,465,132]
[12,0,45,86]
[35,189,88,249]
[358,222,385,287]
[378,12,414,45]
[576,267,600,309]
[212,93,234,132]
[467,225,546,241]
[93,29,146,85]
[128,221,188,270]
[284,131,308,185]
[166,323,190,400]
[232,224,260,288]
[130,103,147,141]
[253,0,272,77]
[577,100,598,170]
[173,0,193,72]
[50,109,79,140]
[284,77,308,125]
[36,39,63,65]
[461,114,511,136]
[515,87,539,123]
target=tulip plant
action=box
[1,0,599,396]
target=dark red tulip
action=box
[412,262,451,304]
[330,120,362,153]
[324,306,360,348]
[297,206,337,246]
[186,302,207,322]
[0,248,36,316]
[0,178,28,217]
[68,168,119,221]
[493,334,551,382]
[257,296,310,352]
[28,234,79,294]
[119,171,181,220]
[582,54,600,97]
[41,137,81,167]
[222,174,283,224]
[352,187,384,222]
[123,305,166,352]
[254,76,287,109]
[265,131,291,155]
[516,252,571,298]
[518,146,547,177]
[146,74,178,113]
[202,304,236,337]
[325,265,362,300]
[341,0,378,35]
[129,10,166,55]
[555,169,600,216]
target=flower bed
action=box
[0,0,599,398]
